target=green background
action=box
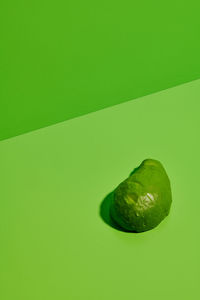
[0,79,200,299]
[1,0,200,141]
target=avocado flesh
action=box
[110,159,172,232]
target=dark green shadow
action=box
[99,166,141,232]
[99,191,134,232]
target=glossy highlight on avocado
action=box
[110,159,172,232]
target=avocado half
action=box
[110,159,172,232]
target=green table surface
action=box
[0,79,200,299]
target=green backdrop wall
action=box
[1,0,200,141]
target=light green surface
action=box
[1,0,200,141]
[0,79,200,299]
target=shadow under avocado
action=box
[99,191,135,233]
[99,167,140,232]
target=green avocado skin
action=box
[110,159,172,232]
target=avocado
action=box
[110,159,172,232]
